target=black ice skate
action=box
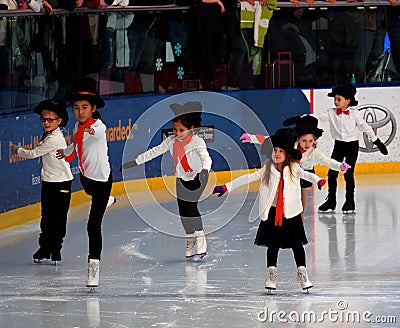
[33,247,51,263]
[342,198,355,214]
[318,197,336,213]
[51,249,62,265]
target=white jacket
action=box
[299,144,342,171]
[135,134,212,181]
[64,119,111,182]
[225,162,321,221]
[17,128,73,182]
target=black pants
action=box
[80,173,112,260]
[327,140,359,199]
[40,180,72,252]
[176,173,207,234]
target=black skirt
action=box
[254,206,308,249]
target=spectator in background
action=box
[223,0,277,91]
[191,0,225,90]
[387,0,400,77]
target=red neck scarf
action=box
[65,118,96,175]
[275,172,284,226]
[336,109,350,115]
[173,132,194,173]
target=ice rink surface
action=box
[0,174,399,327]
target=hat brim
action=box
[34,100,69,127]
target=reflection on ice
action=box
[0,175,399,327]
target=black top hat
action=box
[262,128,302,161]
[169,101,202,128]
[66,77,105,108]
[327,84,358,106]
[283,115,323,139]
[34,99,69,127]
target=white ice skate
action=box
[106,196,118,208]
[185,234,196,258]
[297,266,313,292]
[87,259,100,292]
[195,230,207,259]
[265,266,277,292]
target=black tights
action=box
[267,244,306,268]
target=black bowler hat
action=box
[34,99,69,127]
[328,84,358,106]
[262,128,302,161]
[283,114,323,139]
[169,101,203,128]
[66,77,105,108]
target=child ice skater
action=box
[10,99,73,264]
[57,77,113,289]
[121,101,212,259]
[282,115,350,220]
[213,128,326,291]
[241,115,350,221]
[314,84,388,214]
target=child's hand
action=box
[85,127,95,135]
[340,162,351,172]
[317,179,326,190]
[213,185,227,197]
[373,138,388,155]
[10,143,21,156]
[56,149,65,159]
[199,169,209,187]
[240,133,251,143]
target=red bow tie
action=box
[336,109,350,115]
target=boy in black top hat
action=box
[314,84,388,214]
[57,77,112,288]
[11,99,73,264]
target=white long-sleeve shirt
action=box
[64,119,111,182]
[17,128,73,182]
[298,144,342,171]
[135,134,212,181]
[313,108,377,142]
[225,162,320,221]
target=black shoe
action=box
[318,197,336,212]
[33,247,51,262]
[51,249,61,262]
[342,199,355,214]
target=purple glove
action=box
[213,185,228,197]
[317,179,326,190]
[239,133,251,143]
[340,162,351,172]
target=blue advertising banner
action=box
[0,90,309,213]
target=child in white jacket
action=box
[122,101,212,259]
[241,115,350,220]
[213,128,326,292]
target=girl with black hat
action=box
[213,128,326,292]
[240,115,351,221]
[122,101,212,259]
[314,84,388,214]
[10,99,73,264]
[56,77,113,289]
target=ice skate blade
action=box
[303,286,313,293]
[265,287,276,293]
[318,209,335,213]
[88,286,98,293]
[197,252,207,259]
[342,210,356,214]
